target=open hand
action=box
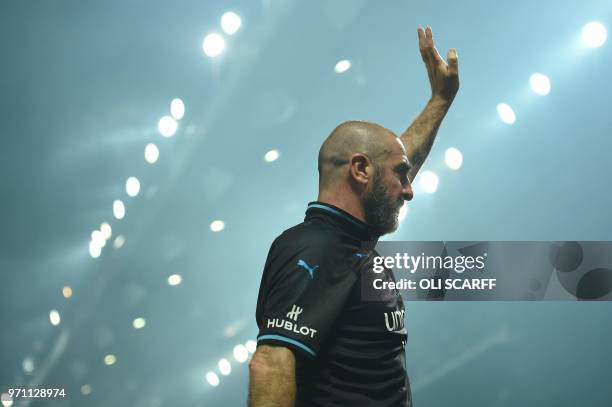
[418,26,459,104]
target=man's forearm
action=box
[248,346,296,407]
[401,26,459,181]
[249,366,295,406]
[400,95,452,181]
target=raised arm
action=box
[248,344,296,407]
[401,26,460,182]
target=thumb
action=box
[447,48,459,75]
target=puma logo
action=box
[297,259,319,279]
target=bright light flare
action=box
[144,143,159,164]
[91,230,106,248]
[89,241,101,258]
[126,176,141,197]
[62,286,73,299]
[113,200,125,220]
[210,220,225,232]
[233,344,249,363]
[221,12,242,35]
[132,317,146,329]
[103,354,116,366]
[444,147,463,170]
[168,274,182,286]
[202,33,226,57]
[170,98,185,120]
[334,59,351,73]
[582,22,607,48]
[158,116,178,137]
[100,222,112,240]
[529,73,551,96]
[49,310,61,326]
[206,371,220,386]
[218,358,231,375]
[1,393,13,407]
[496,103,516,125]
[419,170,439,194]
[264,150,280,162]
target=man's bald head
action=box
[317,120,413,236]
[318,120,397,189]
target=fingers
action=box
[417,26,425,42]
[417,25,432,48]
[418,25,443,64]
[418,26,459,71]
[425,25,433,40]
[447,48,459,75]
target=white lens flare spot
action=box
[113,235,126,249]
[205,371,220,386]
[202,33,226,57]
[167,274,182,286]
[210,220,225,232]
[529,73,551,96]
[419,170,439,194]
[158,115,178,137]
[91,230,106,248]
[49,310,61,326]
[233,344,249,363]
[496,103,516,125]
[334,59,352,74]
[62,286,73,299]
[144,143,160,164]
[170,98,185,120]
[100,222,112,240]
[80,385,92,395]
[113,200,125,220]
[444,147,463,170]
[22,357,34,374]
[398,202,409,222]
[245,340,257,353]
[125,177,141,197]
[132,317,146,329]
[218,358,232,376]
[264,149,280,162]
[1,393,13,407]
[103,354,116,366]
[582,22,607,48]
[89,241,101,258]
[221,12,242,35]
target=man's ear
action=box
[348,153,372,185]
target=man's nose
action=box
[402,184,414,201]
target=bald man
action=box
[249,27,459,407]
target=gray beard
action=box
[362,169,403,237]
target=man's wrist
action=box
[429,93,454,109]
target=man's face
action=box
[362,140,413,236]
